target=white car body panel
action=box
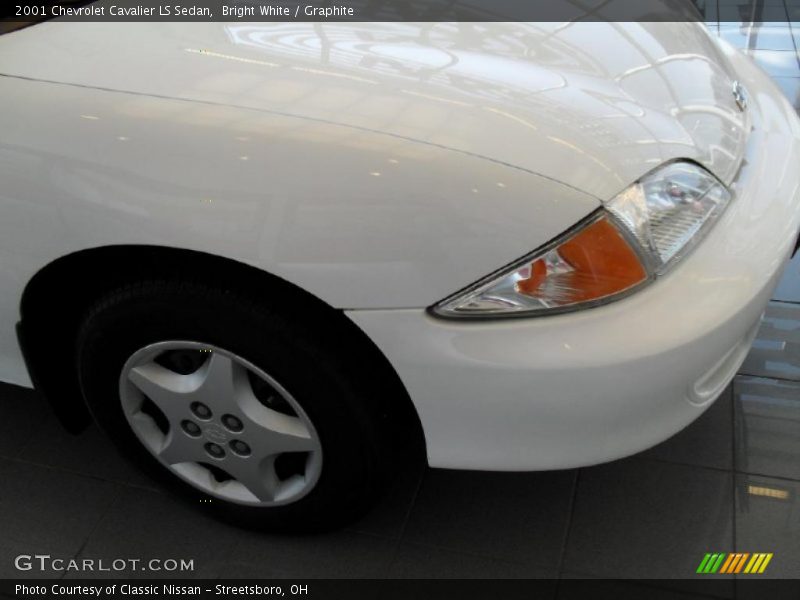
[1,20,799,470]
[1,18,748,198]
[351,45,800,469]
[0,73,598,379]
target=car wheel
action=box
[75,279,393,531]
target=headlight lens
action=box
[607,161,732,271]
[433,161,731,318]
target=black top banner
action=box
[3,0,724,23]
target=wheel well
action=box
[20,245,425,453]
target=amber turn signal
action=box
[515,216,647,304]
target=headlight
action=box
[607,161,732,271]
[433,161,731,318]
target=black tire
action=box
[75,279,396,532]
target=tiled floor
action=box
[1,8,800,596]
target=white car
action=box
[1,18,799,530]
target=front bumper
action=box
[347,47,800,471]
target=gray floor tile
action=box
[0,383,159,492]
[226,531,395,578]
[18,416,143,486]
[719,27,755,50]
[739,302,800,382]
[0,458,119,555]
[731,21,794,29]
[735,474,800,579]
[119,465,166,493]
[746,49,800,77]
[347,456,424,539]
[794,19,800,48]
[564,460,734,581]
[641,384,733,471]
[65,486,241,579]
[734,376,800,480]
[0,384,48,459]
[389,543,554,579]
[773,249,800,302]
[402,469,576,569]
[748,25,797,50]
[720,25,796,50]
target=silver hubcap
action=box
[118,341,322,506]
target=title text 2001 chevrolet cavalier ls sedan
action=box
[0,19,799,530]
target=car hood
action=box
[0,19,748,200]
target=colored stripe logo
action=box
[697,553,773,574]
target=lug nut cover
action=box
[204,442,225,459]
[230,440,251,456]
[191,402,212,419]
[221,414,244,432]
[181,420,201,437]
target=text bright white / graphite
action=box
[222,4,356,17]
